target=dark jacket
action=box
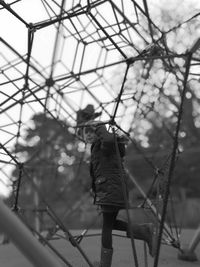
[90,126,128,207]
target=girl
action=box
[83,121,156,267]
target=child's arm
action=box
[95,125,125,157]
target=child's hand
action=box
[95,124,107,136]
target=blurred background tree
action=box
[117,0,200,200]
[10,113,91,229]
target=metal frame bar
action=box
[178,224,200,262]
[0,198,64,267]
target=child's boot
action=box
[127,223,157,257]
[93,247,113,267]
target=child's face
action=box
[84,127,97,144]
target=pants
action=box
[102,210,128,249]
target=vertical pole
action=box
[33,177,40,233]
[113,129,139,267]
[143,242,148,267]
[153,53,192,267]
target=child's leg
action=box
[95,212,117,267]
[114,218,157,257]
[101,211,118,249]
[113,219,128,232]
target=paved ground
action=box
[0,229,199,267]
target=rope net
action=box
[0,0,200,266]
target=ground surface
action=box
[0,229,199,267]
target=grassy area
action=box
[0,229,199,267]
